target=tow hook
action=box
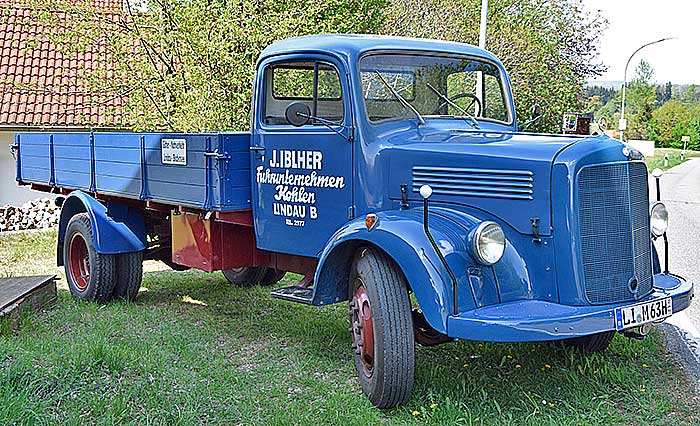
[623,323,654,340]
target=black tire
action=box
[113,251,143,301]
[260,268,286,286]
[564,331,615,353]
[348,247,415,408]
[63,213,116,302]
[222,267,267,286]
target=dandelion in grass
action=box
[463,363,470,368]
[412,410,420,417]
[548,402,555,408]
[545,364,551,369]
[642,363,649,368]
[515,364,521,368]
[430,403,437,410]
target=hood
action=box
[386,128,589,235]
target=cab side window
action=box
[264,61,344,125]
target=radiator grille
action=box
[412,166,533,200]
[577,162,653,304]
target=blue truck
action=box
[10,34,693,408]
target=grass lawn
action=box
[645,148,700,171]
[1,230,699,425]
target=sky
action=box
[583,0,700,84]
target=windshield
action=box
[360,53,511,125]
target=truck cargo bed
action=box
[13,132,252,211]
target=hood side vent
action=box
[412,166,534,200]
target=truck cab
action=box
[12,34,693,409]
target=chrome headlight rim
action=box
[471,221,506,266]
[650,201,668,238]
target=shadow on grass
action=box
[109,268,699,424]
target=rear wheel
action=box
[113,251,143,301]
[222,267,267,286]
[349,247,414,408]
[260,268,286,285]
[564,331,615,353]
[63,213,116,302]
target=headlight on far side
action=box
[470,221,506,265]
[650,202,668,237]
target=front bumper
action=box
[446,273,694,342]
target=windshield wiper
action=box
[425,82,479,129]
[374,71,425,125]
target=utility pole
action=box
[479,0,488,49]
[475,0,488,113]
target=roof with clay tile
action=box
[0,0,127,128]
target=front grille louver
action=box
[412,166,534,200]
[578,162,653,304]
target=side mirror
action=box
[285,101,311,127]
[519,103,543,132]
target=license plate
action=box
[614,297,673,331]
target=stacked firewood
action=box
[0,198,60,232]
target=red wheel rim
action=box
[68,233,90,291]
[349,280,375,377]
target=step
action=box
[0,275,57,332]
[270,285,313,304]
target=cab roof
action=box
[258,34,503,65]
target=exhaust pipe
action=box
[623,323,653,340]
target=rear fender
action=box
[312,209,476,334]
[57,191,146,265]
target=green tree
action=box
[383,0,608,133]
[647,100,691,148]
[28,0,606,133]
[625,59,656,140]
[29,0,387,131]
[683,85,700,104]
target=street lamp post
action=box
[619,37,676,141]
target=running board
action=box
[270,286,313,304]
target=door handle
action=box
[250,146,266,158]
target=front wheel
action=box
[349,247,415,408]
[63,213,116,302]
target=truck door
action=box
[251,55,353,257]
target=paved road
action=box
[655,159,700,329]
[652,159,700,382]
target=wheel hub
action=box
[349,281,374,377]
[68,233,90,291]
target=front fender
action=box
[313,208,479,334]
[57,191,146,265]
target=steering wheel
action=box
[432,92,482,117]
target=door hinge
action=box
[347,205,355,220]
[531,218,541,243]
[400,184,409,209]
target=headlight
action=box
[650,202,668,237]
[471,221,506,265]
